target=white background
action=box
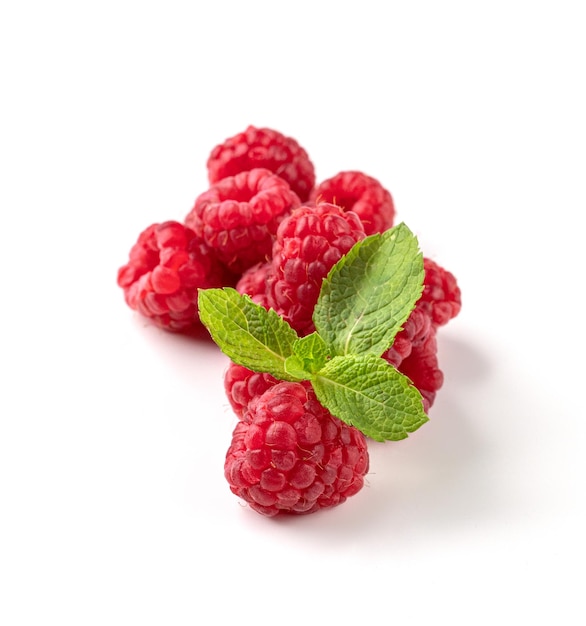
[1,1,585,624]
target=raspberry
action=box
[397,329,443,413]
[266,202,367,336]
[419,257,462,326]
[224,362,278,419]
[224,381,369,516]
[381,304,443,413]
[383,304,433,368]
[235,261,273,308]
[117,221,230,332]
[185,168,301,274]
[310,170,395,235]
[207,126,316,202]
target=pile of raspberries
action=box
[117,125,462,517]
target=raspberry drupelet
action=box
[224,381,369,516]
[117,221,231,332]
[185,168,301,274]
[310,170,395,235]
[207,125,316,202]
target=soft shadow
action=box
[129,312,217,344]
[260,335,508,548]
[269,398,495,547]
[436,332,492,383]
[128,313,228,386]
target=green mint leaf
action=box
[197,287,300,381]
[283,355,311,380]
[313,223,424,357]
[293,332,329,372]
[284,333,330,380]
[311,354,429,442]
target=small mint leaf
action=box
[313,223,424,357]
[311,354,429,442]
[284,333,329,380]
[197,287,300,381]
[293,333,329,373]
[284,355,312,380]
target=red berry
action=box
[117,221,229,332]
[420,257,462,326]
[185,168,300,274]
[266,202,367,336]
[224,362,278,419]
[383,304,433,368]
[381,304,443,413]
[207,125,316,202]
[235,261,273,308]
[224,381,369,516]
[397,329,443,413]
[310,170,395,235]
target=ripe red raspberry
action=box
[266,202,367,336]
[419,257,462,326]
[224,362,278,419]
[381,304,442,413]
[235,261,273,308]
[117,221,230,332]
[185,168,300,274]
[310,170,395,235]
[397,329,443,413]
[383,304,433,368]
[207,125,316,202]
[224,381,369,516]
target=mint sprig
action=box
[197,222,428,442]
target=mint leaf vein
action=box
[312,354,429,442]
